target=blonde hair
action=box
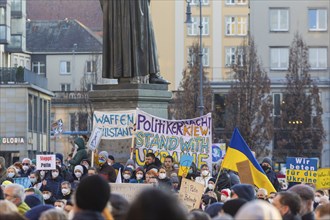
[39,209,68,220]
[0,200,19,214]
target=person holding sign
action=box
[94,150,117,183]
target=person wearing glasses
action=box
[4,183,31,214]
[20,158,35,177]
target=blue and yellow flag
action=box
[221,128,276,193]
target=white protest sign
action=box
[36,155,56,170]
[88,127,103,150]
[110,183,152,203]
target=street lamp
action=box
[185,0,204,116]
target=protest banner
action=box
[237,160,254,185]
[135,110,212,170]
[93,110,136,139]
[178,155,194,177]
[88,127,103,151]
[316,168,330,190]
[286,157,318,183]
[110,183,152,202]
[36,155,56,170]
[212,143,226,163]
[179,178,204,211]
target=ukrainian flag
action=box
[221,128,276,193]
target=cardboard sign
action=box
[88,127,103,150]
[316,168,330,190]
[178,155,194,177]
[237,160,254,185]
[36,155,56,170]
[286,157,318,183]
[179,178,204,211]
[110,183,152,203]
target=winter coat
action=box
[40,175,64,199]
[69,137,88,169]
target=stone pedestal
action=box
[89,83,172,163]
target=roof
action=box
[26,19,102,53]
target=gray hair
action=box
[61,181,71,189]
[22,158,32,164]
[6,184,25,202]
[39,209,68,220]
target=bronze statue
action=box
[99,0,169,84]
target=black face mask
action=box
[262,165,270,172]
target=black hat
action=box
[231,184,255,201]
[108,155,115,160]
[75,175,111,212]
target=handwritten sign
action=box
[88,127,103,150]
[316,168,330,190]
[36,155,56,170]
[135,110,212,170]
[93,110,136,139]
[178,155,193,177]
[110,183,152,203]
[286,157,318,183]
[179,178,204,211]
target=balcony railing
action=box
[0,67,47,89]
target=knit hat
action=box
[125,159,135,167]
[231,184,255,201]
[221,189,231,197]
[99,151,109,160]
[222,198,247,217]
[135,166,144,174]
[74,165,84,173]
[25,204,54,220]
[208,178,216,184]
[261,157,272,166]
[55,153,64,163]
[75,175,111,212]
[25,194,42,208]
[205,202,224,218]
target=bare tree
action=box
[170,42,213,120]
[274,33,325,161]
[221,37,274,159]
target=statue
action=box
[99,0,169,84]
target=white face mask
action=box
[62,188,70,195]
[40,171,45,176]
[268,198,273,204]
[221,195,228,202]
[208,184,214,190]
[314,197,321,203]
[202,170,209,176]
[43,194,51,200]
[52,171,59,178]
[22,165,29,171]
[123,174,131,180]
[75,172,82,178]
[55,206,63,210]
[201,204,206,211]
[136,174,143,180]
[7,172,15,178]
[159,173,166,179]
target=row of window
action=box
[189,0,248,6]
[32,60,96,75]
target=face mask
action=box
[314,197,321,203]
[57,164,62,168]
[208,184,214,190]
[262,165,270,172]
[22,165,29,171]
[268,198,273,204]
[201,204,206,211]
[127,165,134,170]
[99,158,106,165]
[62,188,70,195]
[75,172,82,178]
[221,195,227,202]
[123,174,131,180]
[159,173,166,179]
[43,194,51,200]
[83,164,89,169]
[188,169,193,174]
[202,170,209,176]
[52,171,59,178]
[30,177,37,183]
[7,172,15,178]
[136,174,143,180]
[55,206,63,210]
[40,171,45,176]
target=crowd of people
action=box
[0,137,329,220]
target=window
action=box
[86,60,96,73]
[187,47,210,67]
[43,100,48,133]
[270,8,289,31]
[190,0,209,6]
[225,0,247,5]
[32,61,46,75]
[38,99,42,132]
[188,16,209,36]
[225,47,244,67]
[309,48,327,69]
[225,16,247,36]
[11,0,22,12]
[0,7,6,24]
[28,95,33,131]
[33,96,38,132]
[309,9,327,31]
[70,113,77,131]
[60,61,71,74]
[9,35,22,48]
[273,93,282,116]
[61,84,71,91]
[270,47,289,70]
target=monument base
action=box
[89,83,172,163]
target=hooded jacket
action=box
[69,138,88,169]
